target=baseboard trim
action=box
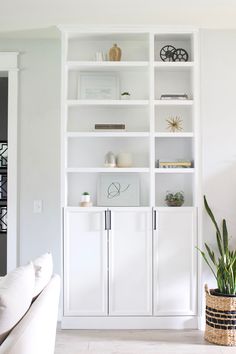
[61,316,199,329]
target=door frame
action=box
[0,53,19,272]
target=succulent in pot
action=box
[165,191,184,207]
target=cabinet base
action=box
[61,316,199,329]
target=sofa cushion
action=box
[33,253,53,298]
[0,262,35,344]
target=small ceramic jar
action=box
[117,152,132,168]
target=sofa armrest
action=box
[0,274,60,354]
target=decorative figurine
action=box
[166,116,183,132]
[104,151,116,167]
[160,45,189,62]
[160,45,176,62]
[109,44,122,61]
[172,48,189,62]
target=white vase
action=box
[117,152,132,167]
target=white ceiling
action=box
[1,0,236,37]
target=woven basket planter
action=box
[205,285,236,346]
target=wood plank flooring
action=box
[55,329,236,354]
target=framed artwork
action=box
[78,72,120,100]
[97,174,140,207]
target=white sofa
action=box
[0,255,60,354]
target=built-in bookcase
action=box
[60,26,200,330]
[61,27,199,208]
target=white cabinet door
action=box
[64,209,108,316]
[109,208,152,316]
[154,208,197,316]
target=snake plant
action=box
[198,196,236,295]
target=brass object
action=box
[166,116,183,132]
[109,44,121,61]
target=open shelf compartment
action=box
[67,105,150,133]
[67,172,150,207]
[67,33,149,61]
[155,105,193,133]
[155,173,194,207]
[154,33,194,62]
[67,137,149,168]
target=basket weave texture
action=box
[205,285,236,346]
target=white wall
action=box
[0,39,61,274]
[201,29,236,290]
[1,29,236,301]
[1,0,236,32]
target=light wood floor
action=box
[55,329,236,354]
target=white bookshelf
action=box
[61,28,199,208]
[60,26,200,330]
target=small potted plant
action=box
[197,196,236,346]
[165,191,184,207]
[121,91,131,100]
[80,192,92,207]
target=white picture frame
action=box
[78,72,120,100]
[97,174,140,207]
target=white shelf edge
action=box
[66,167,150,173]
[64,206,151,210]
[155,168,195,174]
[154,100,194,106]
[154,62,194,69]
[67,99,149,107]
[67,61,149,70]
[67,132,150,138]
[154,132,194,138]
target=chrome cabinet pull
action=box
[108,210,111,230]
[105,210,108,230]
[153,210,157,230]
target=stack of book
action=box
[157,159,192,168]
[94,123,126,131]
[160,94,188,100]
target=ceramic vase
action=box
[104,151,116,167]
[117,152,132,167]
[109,44,122,61]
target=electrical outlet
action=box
[33,200,43,213]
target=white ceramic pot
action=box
[81,194,90,203]
[117,152,132,167]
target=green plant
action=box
[82,192,90,195]
[121,91,130,96]
[165,191,184,207]
[197,196,236,295]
